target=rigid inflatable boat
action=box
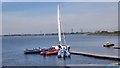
[24,47,41,54]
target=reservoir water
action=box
[2,35,119,66]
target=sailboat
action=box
[52,4,71,58]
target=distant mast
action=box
[57,4,62,44]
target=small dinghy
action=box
[24,47,42,54]
[103,42,114,47]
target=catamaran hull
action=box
[58,49,71,58]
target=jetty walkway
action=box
[70,50,120,61]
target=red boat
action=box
[40,49,59,55]
[46,50,59,55]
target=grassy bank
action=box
[88,31,120,36]
[88,33,120,36]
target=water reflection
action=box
[57,57,71,66]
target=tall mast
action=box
[57,4,62,44]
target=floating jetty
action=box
[112,62,120,65]
[70,50,120,61]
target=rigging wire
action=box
[60,21,67,45]
[59,4,67,45]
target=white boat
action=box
[52,4,71,58]
[103,42,114,47]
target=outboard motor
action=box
[42,49,46,56]
[61,50,66,58]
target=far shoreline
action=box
[1,33,120,37]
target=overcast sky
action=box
[2,2,118,34]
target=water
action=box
[2,35,119,66]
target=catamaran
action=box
[52,4,71,58]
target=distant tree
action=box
[101,31,109,34]
[95,30,101,33]
[76,32,79,34]
[114,31,120,33]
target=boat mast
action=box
[57,4,62,44]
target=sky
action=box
[2,2,118,35]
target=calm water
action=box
[2,35,119,66]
